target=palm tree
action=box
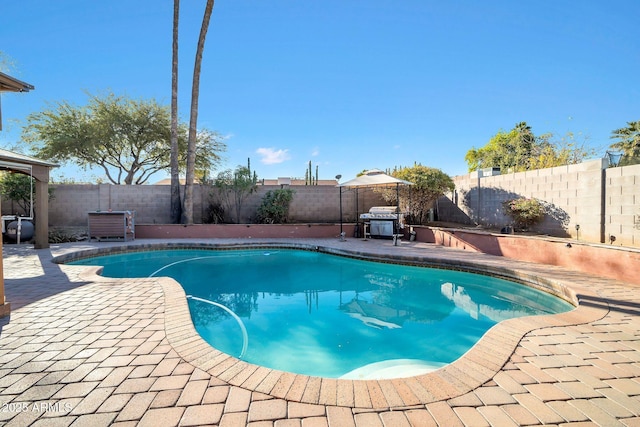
[170,0,181,223]
[610,120,640,165]
[514,121,535,171]
[182,0,215,224]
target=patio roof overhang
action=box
[0,71,35,131]
[0,71,34,93]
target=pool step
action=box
[339,359,446,380]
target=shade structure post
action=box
[339,186,344,240]
[395,183,400,245]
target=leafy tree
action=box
[256,188,295,224]
[529,132,596,169]
[377,164,455,224]
[214,164,258,223]
[0,51,16,73]
[465,122,534,172]
[467,122,596,172]
[0,172,53,217]
[183,0,215,224]
[610,120,640,166]
[23,92,225,185]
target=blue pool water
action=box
[70,248,574,378]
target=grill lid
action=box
[368,206,398,214]
[360,206,403,220]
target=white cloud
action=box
[256,147,291,165]
[311,147,320,157]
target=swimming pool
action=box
[69,247,574,379]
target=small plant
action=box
[48,228,87,243]
[502,197,545,230]
[256,189,295,224]
[215,164,258,224]
[203,200,225,224]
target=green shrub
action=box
[203,200,225,224]
[502,197,545,230]
[256,189,295,224]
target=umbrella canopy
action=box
[337,169,413,188]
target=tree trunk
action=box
[182,0,214,224]
[170,0,182,223]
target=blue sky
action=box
[1,1,639,183]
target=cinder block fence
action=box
[2,158,639,247]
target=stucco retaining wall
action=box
[412,225,640,285]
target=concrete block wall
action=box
[41,183,385,229]
[47,184,205,227]
[48,185,100,227]
[438,158,640,247]
[9,160,638,247]
[605,163,640,246]
[210,185,385,223]
[100,184,204,224]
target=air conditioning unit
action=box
[480,167,501,177]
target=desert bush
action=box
[502,197,545,230]
[256,188,295,224]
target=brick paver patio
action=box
[1,238,639,426]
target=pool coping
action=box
[57,241,608,410]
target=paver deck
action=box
[1,237,639,426]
